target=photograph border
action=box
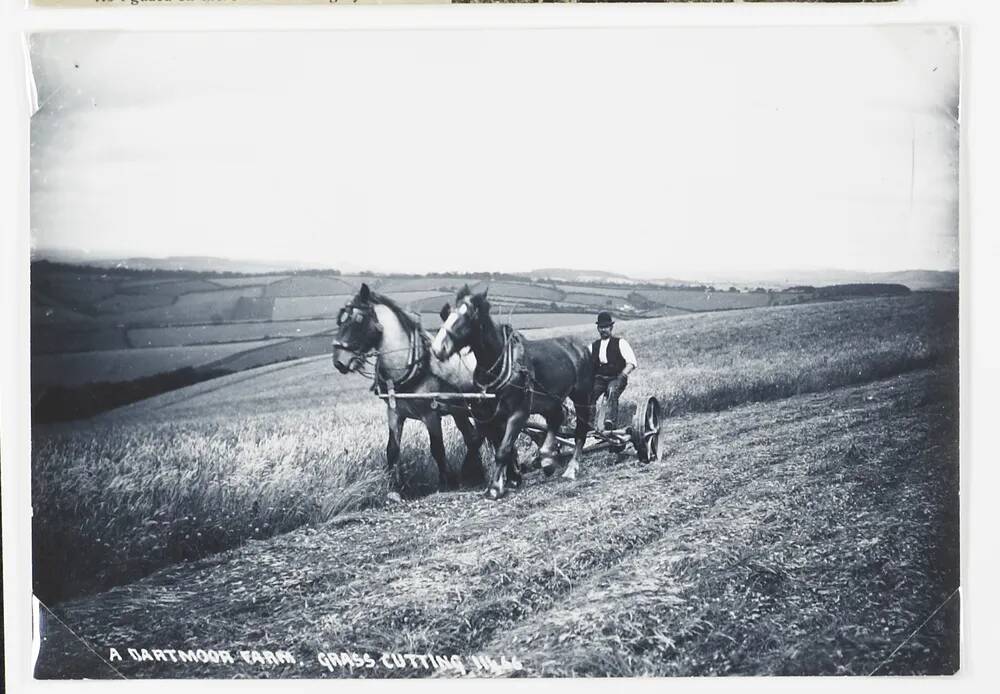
[3,0,996,692]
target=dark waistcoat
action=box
[591,337,626,378]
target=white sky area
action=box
[29,27,960,277]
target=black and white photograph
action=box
[25,25,960,678]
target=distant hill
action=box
[33,250,334,275]
[521,268,638,284]
[874,270,959,291]
[690,269,958,292]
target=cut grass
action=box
[36,368,958,678]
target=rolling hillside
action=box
[30,261,933,422]
[31,293,959,678]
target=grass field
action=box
[634,288,783,311]
[35,275,117,305]
[469,280,565,302]
[31,340,285,388]
[129,319,342,348]
[375,276,473,293]
[119,279,220,296]
[31,325,129,354]
[32,294,957,619]
[114,287,264,325]
[36,363,958,678]
[208,276,288,288]
[560,291,626,308]
[553,283,636,296]
[264,276,357,297]
[271,295,354,320]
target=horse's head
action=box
[431,285,489,361]
[332,283,383,374]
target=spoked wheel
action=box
[631,396,661,463]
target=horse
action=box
[430,285,594,500]
[332,283,485,490]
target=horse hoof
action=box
[485,487,504,500]
[541,461,556,477]
[561,467,577,481]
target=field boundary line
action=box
[867,586,960,675]
[121,354,331,415]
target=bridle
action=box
[444,298,521,395]
[333,300,428,391]
[439,297,476,346]
[332,303,383,372]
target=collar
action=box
[475,324,518,393]
[374,326,429,394]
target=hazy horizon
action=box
[31,245,958,286]
[30,27,960,277]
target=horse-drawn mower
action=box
[521,395,662,464]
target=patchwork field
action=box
[633,288,784,311]
[128,319,343,348]
[32,293,959,678]
[31,340,286,388]
[29,262,926,423]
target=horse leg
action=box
[487,411,528,501]
[452,412,485,487]
[386,407,406,480]
[538,406,566,478]
[483,423,505,499]
[562,395,591,481]
[423,413,450,491]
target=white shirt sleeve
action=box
[619,339,638,369]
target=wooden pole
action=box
[374,392,497,400]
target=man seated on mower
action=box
[591,311,638,431]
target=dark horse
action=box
[430,286,594,500]
[332,284,485,489]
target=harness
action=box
[473,324,519,392]
[372,325,430,399]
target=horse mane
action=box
[368,291,426,337]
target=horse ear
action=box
[474,287,489,308]
[359,283,371,301]
[439,303,451,321]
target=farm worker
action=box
[590,311,637,431]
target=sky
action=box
[29,26,960,277]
